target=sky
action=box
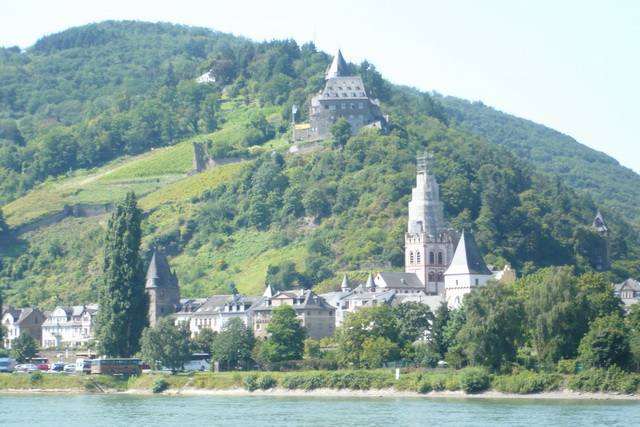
[2,1,639,174]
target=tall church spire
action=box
[407,152,445,236]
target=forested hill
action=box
[439,96,640,227]
[0,21,638,308]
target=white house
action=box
[41,305,97,348]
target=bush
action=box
[256,373,276,390]
[459,367,491,393]
[151,376,170,394]
[492,371,561,394]
[556,359,578,375]
[29,371,43,384]
[243,373,258,391]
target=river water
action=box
[1,393,638,426]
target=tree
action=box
[141,317,192,373]
[392,302,434,345]
[336,304,401,368]
[261,304,307,363]
[0,209,8,235]
[211,318,256,370]
[94,192,149,357]
[429,301,451,360]
[10,331,39,363]
[329,118,352,147]
[457,282,524,371]
[191,328,217,355]
[525,266,590,363]
[579,314,630,369]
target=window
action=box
[351,93,356,97]
[324,105,329,109]
[475,278,479,286]
[350,103,355,109]
[347,86,352,90]
[438,272,444,282]
[342,93,348,97]
[409,251,414,264]
[429,251,435,265]
[428,271,435,282]
[333,93,338,97]
[437,251,443,265]
[416,251,421,264]
[329,104,336,110]
[341,103,346,109]
[359,103,364,109]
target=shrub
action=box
[492,371,561,394]
[567,367,631,393]
[556,359,578,375]
[416,378,431,394]
[243,373,258,391]
[256,373,276,390]
[459,367,491,393]
[29,371,43,384]
[151,376,170,394]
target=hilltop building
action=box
[145,250,181,327]
[293,50,388,142]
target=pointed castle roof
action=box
[593,209,609,234]
[146,250,178,288]
[341,274,352,291]
[325,50,351,79]
[445,232,492,276]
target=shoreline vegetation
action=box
[2,368,639,401]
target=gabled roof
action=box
[613,278,640,292]
[445,232,492,276]
[325,50,351,79]
[146,250,178,288]
[376,272,424,289]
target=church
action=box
[293,50,388,142]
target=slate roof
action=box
[445,232,492,276]
[146,250,178,288]
[376,272,424,289]
[326,49,351,78]
[593,209,609,233]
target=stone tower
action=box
[592,209,611,271]
[145,250,180,327]
[404,152,456,295]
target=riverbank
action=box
[3,385,640,401]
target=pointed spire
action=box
[325,49,351,79]
[264,284,274,298]
[445,232,492,276]
[366,273,376,292]
[341,274,352,292]
[146,250,178,288]
[593,209,609,234]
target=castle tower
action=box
[592,209,611,271]
[145,250,180,327]
[404,152,456,295]
[444,231,493,308]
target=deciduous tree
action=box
[261,304,306,363]
[10,331,39,363]
[211,318,256,370]
[141,316,192,373]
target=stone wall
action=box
[13,202,113,235]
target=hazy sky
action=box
[2,1,639,174]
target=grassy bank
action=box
[2,368,639,396]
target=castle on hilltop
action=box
[292,50,388,142]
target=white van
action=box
[182,354,210,372]
[75,358,92,373]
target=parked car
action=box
[51,362,67,372]
[17,364,38,373]
[0,358,16,373]
[36,363,50,371]
[63,364,76,372]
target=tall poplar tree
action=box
[94,192,149,357]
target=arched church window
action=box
[437,251,443,265]
[409,251,414,265]
[438,272,444,282]
[429,251,435,265]
[416,251,421,264]
[428,271,435,282]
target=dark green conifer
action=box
[94,191,149,357]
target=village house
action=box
[251,289,335,341]
[613,278,640,307]
[40,304,98,348]
[2,307,45,349]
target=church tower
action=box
[592,209,611,271]
[444,231,493,308]
[404,152,456,295]
[145,249,180,327]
